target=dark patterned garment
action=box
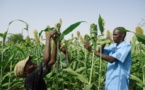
[24,62,50,90]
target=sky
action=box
[0,0,145,42]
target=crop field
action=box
[0,16,145,90]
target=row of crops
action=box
[0,16,145,90]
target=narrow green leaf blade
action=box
[117,29,132,33]
[2,46,11,53]
[3,31,8,44]
[135,33,145,44]
[15,19,29,30]
[59,21,85,41]
[8,19,29,31]
[13,45,25,57]
[39,27,54,37]
[64,68,88,84]
[75,67,85,73]
[0,33,3,38]
[130,74,145,87]
[13,34,25,42]
[98,15,104,35]
[3,54,15,71]
[63,68,78,76]
[77,74,88,84]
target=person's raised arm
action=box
[48,38,57,67]
[43,30,57,63]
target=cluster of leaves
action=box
[0,16,145,90]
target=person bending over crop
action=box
[84,27,132,90]
[14,30,58,90]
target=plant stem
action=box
[98,46,102,90]
[0,39,4,90]
[89,52,95,85]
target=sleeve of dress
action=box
[103,44,115,55]
[111,46,131,63]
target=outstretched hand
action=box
[84,40,92,52]
[60,46,67,54]
[46,30,61,42]
[47,30,57,38]
[52,32,61,42]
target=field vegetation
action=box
[0,16,145,90]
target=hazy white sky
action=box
[0,0,145,42]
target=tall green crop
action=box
[89,23,97,86]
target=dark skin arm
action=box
[23,30,57,77]
[48,32,62,66]
[84,40,115,63]
[43,30,57,65]
[94,51,115,63]
[48,38,57,67]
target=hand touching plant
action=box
[84,40,92,53]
